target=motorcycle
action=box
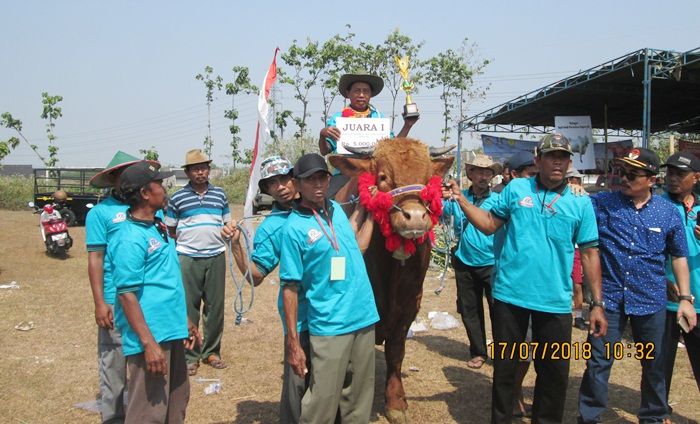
[28,202,74,256]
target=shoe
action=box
[466,356,486,369]
[573,317,587,330]
[204,354,228,369]
[187,362,199,376]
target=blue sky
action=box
[2,0,698,168]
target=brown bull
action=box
[330,138,453,423]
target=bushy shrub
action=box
[211,169,250,204]
[0,175,33,210]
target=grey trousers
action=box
[301,325,375,424]
[280,331,311,424]
[97,305,127,424]
[125,340,190,424]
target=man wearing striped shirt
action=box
[165,149,231,376]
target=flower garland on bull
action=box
[357,171,444,260]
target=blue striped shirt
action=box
[164,183,231,257]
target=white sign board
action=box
[335,117,391,154]
[555,116,596,170]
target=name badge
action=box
[330,257,346,281]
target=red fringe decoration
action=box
[358,172,444,254]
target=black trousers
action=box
[452,256,493,358]
[491,300,572,424]
[663,310,700,414]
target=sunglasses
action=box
[612,167,650,181]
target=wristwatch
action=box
[679,294,695,305]
[589,300,605,310]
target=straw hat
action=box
[182,149,212,168]
[465,154,503,175]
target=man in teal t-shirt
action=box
[108,161,199,424]
[221,156,310,424]
[280,153,378,424]
[442,154,501,370]
[86,151,151,424]
[444,134,608,423]
[661,151,700,413]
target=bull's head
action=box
[329,138,454,256]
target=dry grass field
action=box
[0,207,698,423]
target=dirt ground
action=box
[0,208,698,423]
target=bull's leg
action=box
[383,322,410,423]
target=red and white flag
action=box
[243,48,280,236]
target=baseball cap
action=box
[293,154,330,179]
[119,161,174,195]
[536,133,573,156]
[566,168,583,179]
[661,151,700,172]
[614,147,660,175]
[258,156,293,194]
[508,151,535,171]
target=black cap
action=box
[293,153,330,179]
[508,151,535,171]
[613,147,660,175]
[120,161,174,194]
[661,151,700,172]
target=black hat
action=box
[120,161,174,194]
[508,151,535,171]
[293,153,330,179]
[661,151,700,172]
[338,73,384,98]
[614,147,660,175]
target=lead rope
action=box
[434,211,455,295]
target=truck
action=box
[32,168,105,226]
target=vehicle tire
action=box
[62,209,77,227]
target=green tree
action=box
[318,27,355,125]
[139,146,159,161]
[195,66,223,157]
[280,38,328,139]
[224,66,258,169]
[41,92,63,167]
[424,39,489,145]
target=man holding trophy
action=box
[318,63,420,156]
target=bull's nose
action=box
[402,208,426,222]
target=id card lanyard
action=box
[312,209,345,281]
[535,185,562,216]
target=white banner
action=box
[555,116,596,170]
[335,117,391,154]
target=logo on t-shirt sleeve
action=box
[519,196,534,208]
[307,229,323,245]
[147,237,162,253]
[112,212,126,223]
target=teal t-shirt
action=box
[442,190,499,267]
[85,196,129,305]
[489,177,599,313]
[249,205,308,334]
[279,200,379,336]
[664,193,700,313]
[108,217,188,356]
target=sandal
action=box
[467,356,486,369]
[187,362,199,376]
[204,355,228,369]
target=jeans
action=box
[578,308,667,423]
[491,300,572,424]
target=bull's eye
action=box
[378,172,388,182]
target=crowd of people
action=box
[84,72,699,424]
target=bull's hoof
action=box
[385,408,410,424]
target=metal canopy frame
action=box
[455,47,700,175]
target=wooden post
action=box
[669,135,675,155]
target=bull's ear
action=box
[328,155,373,176]
[431,157,454,177]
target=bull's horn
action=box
[343,145,375,156]
[429,145,456,157]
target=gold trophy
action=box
[395,56,420,118]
